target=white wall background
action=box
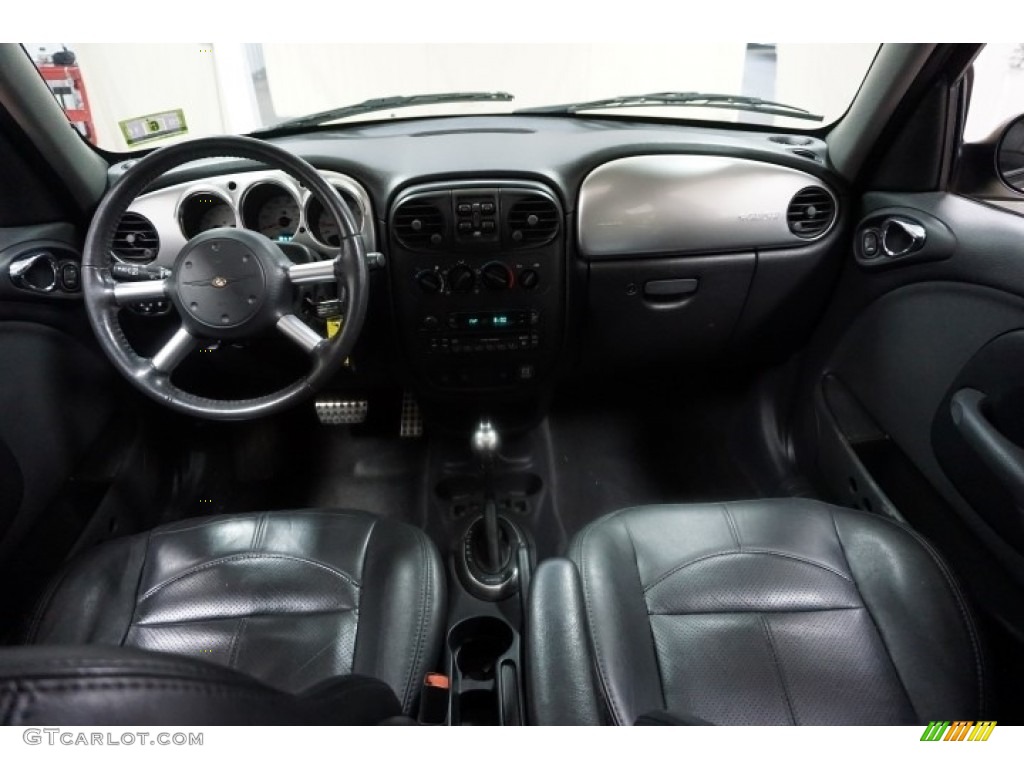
[71,43,226,150]
[776,44,878,123]
[262,43,747,115]
[61,43,886,151]
[965,43,1024,142]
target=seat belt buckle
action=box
[417,673,450,724]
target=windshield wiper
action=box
[255,91,515,133]
[518,92,823,122]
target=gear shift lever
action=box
[471,420,502,572]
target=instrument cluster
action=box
[124,168,375,269]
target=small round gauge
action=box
[197,203,236,232]
[257,193,301,242]
[315,208,341,247]
[179,192,236,238]
[306,189,363,247]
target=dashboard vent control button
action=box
[786,186,837,239]
[112,212,160,263]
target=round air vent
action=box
[506,195,559,248]
[112,212,160,263]
[786,186,836,239]
[393,200,446,250]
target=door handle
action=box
[951,388,1024,507]
[9,251,59,292]
[881,217,927,257]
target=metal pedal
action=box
[315,398,368,425]
[400,391,423,438]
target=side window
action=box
[964,44,1024,143]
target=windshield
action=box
[23,43,879,152]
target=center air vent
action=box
[787,187,836,239]
[507,195,559,248]
[394,200,446,249]
[112,212,160,263]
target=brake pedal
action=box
[315,398,368,425]
[400,391,423,438]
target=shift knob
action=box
[471,420,500,466]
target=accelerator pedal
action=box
[400,391,423,438]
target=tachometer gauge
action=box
[257,194,300,242]
[196,203,236,232]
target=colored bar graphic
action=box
[944,721,971,741]
[921,721,950,741]
[920,720,996,742]
[968,722,997,741]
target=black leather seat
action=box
[5,508,445,724]
[0,646,413,725]
[528,499,987,725]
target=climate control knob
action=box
[447,265,476,293]
[415,269,444,294]
[480,261,514,290]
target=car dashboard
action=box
[111,114,844,413]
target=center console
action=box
[388,180,565,395]
[387,186,565,722]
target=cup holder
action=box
[452,617,514,679]
[446,616,521,725]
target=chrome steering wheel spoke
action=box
[287,258,340,285]
[276,314,327,356]
[82,135,368,420]
[112,278,170,307]
[151,325,199,373]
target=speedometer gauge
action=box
[257,194,300,241]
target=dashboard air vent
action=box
[112,212,160,263]
[507,195,559,247]
[394,200,446,249]
[786,187,836,239]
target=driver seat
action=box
[4,508,445,725]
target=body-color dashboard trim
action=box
[578,155,837,258]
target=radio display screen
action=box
[449,310,532,331]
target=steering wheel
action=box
[82,136,369,420]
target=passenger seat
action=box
[527,499,987,725]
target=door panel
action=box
[934,332,1024,552]
[799,191,1024,644]
[0,221,124,636]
